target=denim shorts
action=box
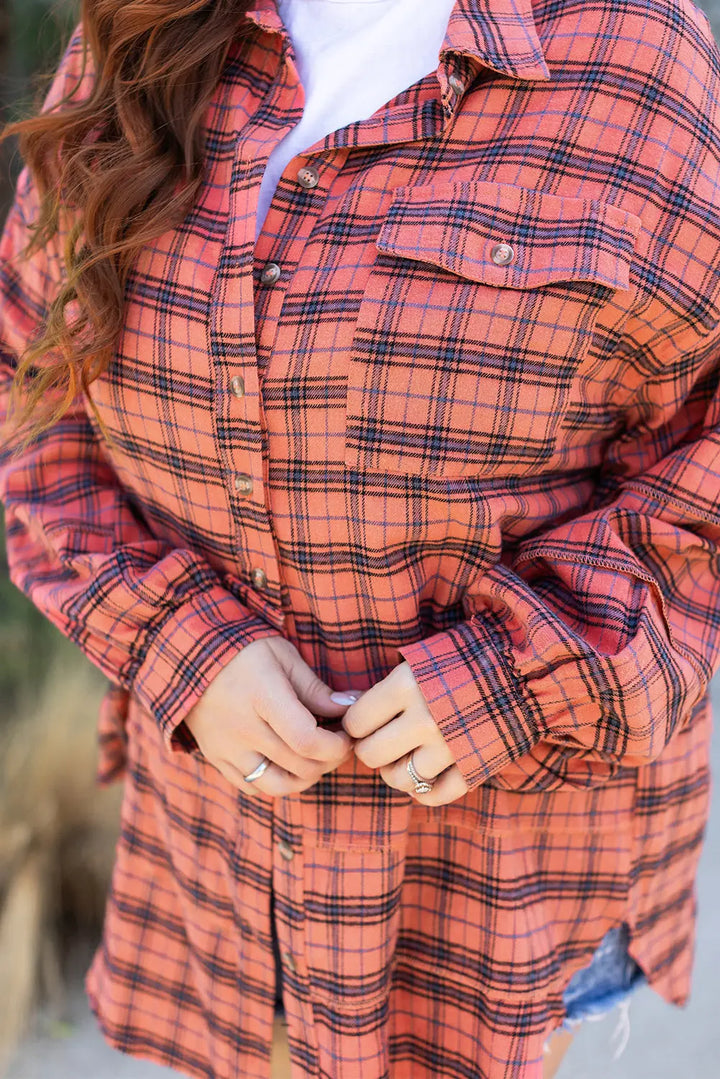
[561,924,645,1030]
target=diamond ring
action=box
[407,753,435,795]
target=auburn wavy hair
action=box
[3,0,254,435]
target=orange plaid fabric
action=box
[2,0,720,1075]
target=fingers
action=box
[409,742,455,783]
[254,643,355,761]
[217,742,469,804]
[256,677,353,763]
[255,720,354,780]
[341,662,470,807]
[185,638,359,792]
[409,765,470,807]
[216,755,319,797]
[379,755,470,806]
[353,708,435,769]
[268,638,358,719]
[342,662,415,739]
[378,744,455,792]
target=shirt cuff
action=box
[398,618,539,790]
[132,584,281,750]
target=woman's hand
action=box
[184,638,355,796]
[342,662,470,805]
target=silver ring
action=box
[243,755,271,783]
[407,753,435,795]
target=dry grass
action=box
[0,847,50,1071]
[0,659,122,1073]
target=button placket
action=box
[253,151,349,371]
[272,814,308,1010]
[218,81,318,639]
[212,280,278,588]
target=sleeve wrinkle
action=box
[401,308,720,792]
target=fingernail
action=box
[330,692,360,706]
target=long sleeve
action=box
[0,169,280,745]
[401,289,720,792]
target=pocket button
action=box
[491,243,515,266]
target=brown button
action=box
[490,242,515,267]
[297,165,320,190]
[234,473,254,496]
[282,950,298,975]
[448,74,465,95]
[277,838,294,862]
[230,375,245,399]
[250,567,268,590]
[260,262,281,286]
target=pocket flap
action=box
[376,180,641,292]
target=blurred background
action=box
[0,2,121,1076]
[0,2,719,1078]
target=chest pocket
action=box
[344,180,640,479]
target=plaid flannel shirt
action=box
[2,0,720,1075]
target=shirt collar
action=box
[243,0,283,36]
[442,0,549,83]
[243,0,550,83]
[238,0,549,142]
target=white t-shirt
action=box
[256,0,457,237]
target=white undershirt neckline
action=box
[255,0,457,237]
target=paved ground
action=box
[559,697,720,1079]
[705,0,720,35]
